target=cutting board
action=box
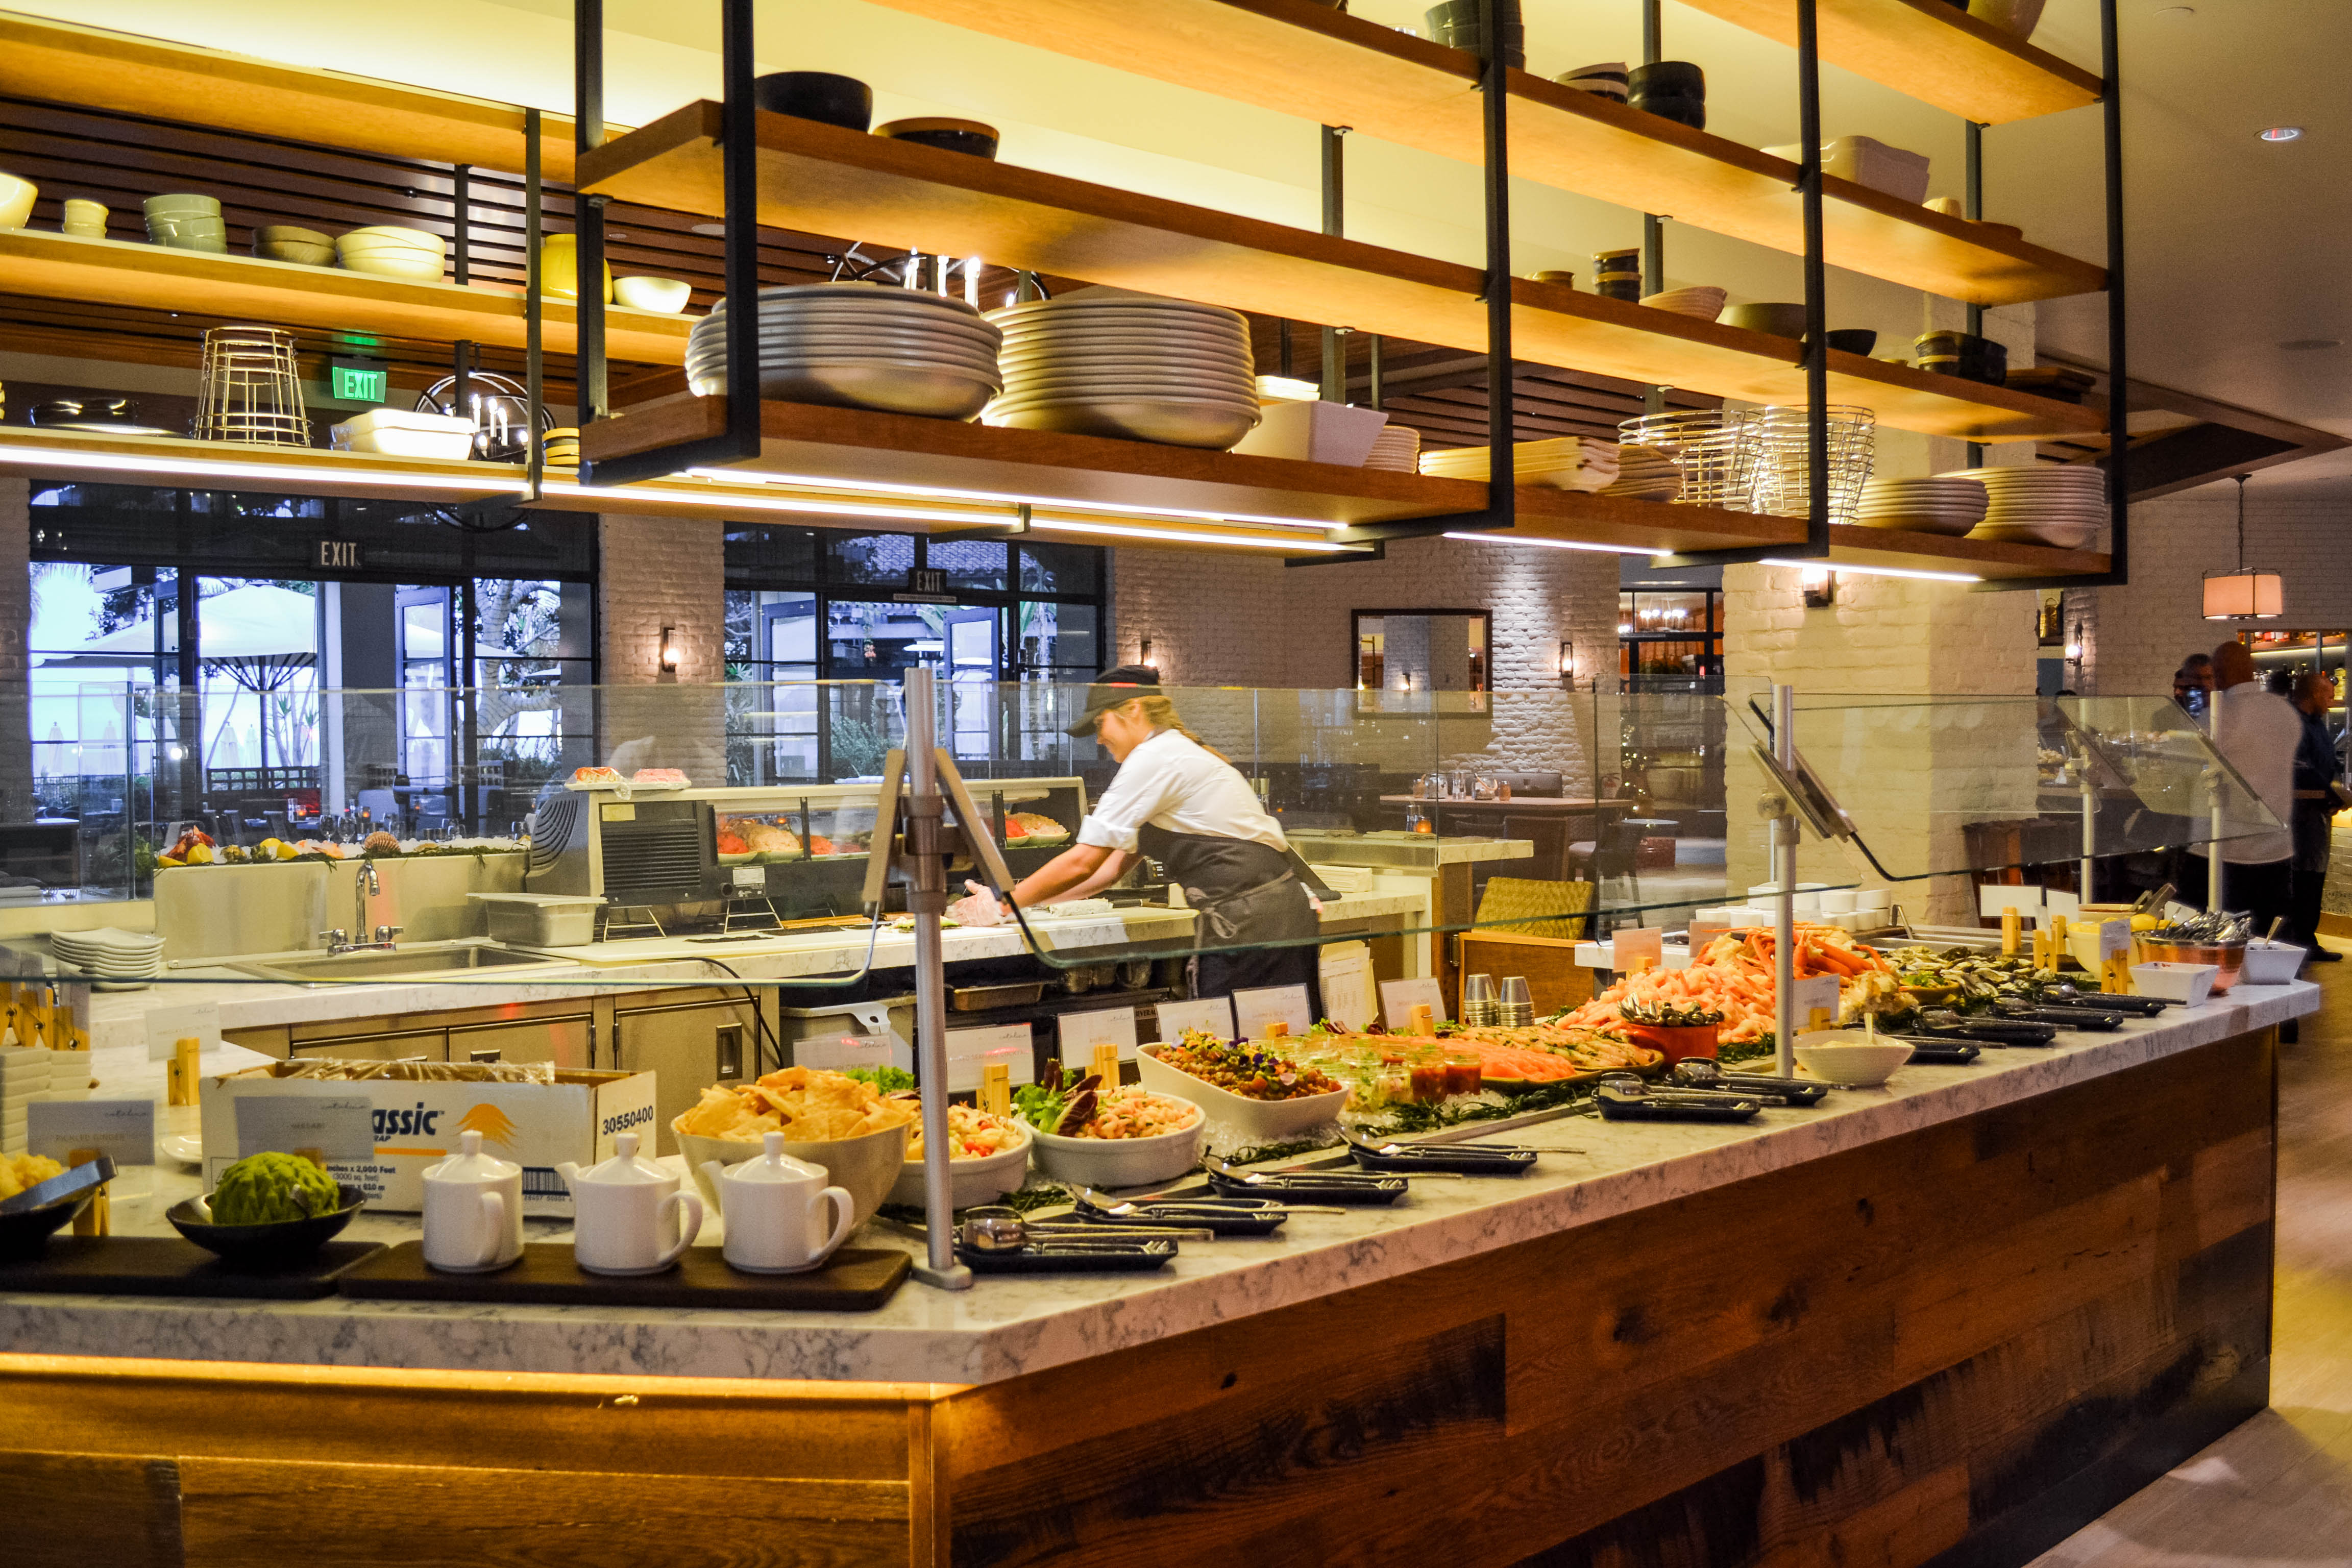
[0,1236,384,1299]
[336,1241,912,1310]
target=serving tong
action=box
[1202,1154,1409,1205]
[1339,1128,1540,1175]
[1070,1189,1310,1235]
[947,1208,1187,1272]
[1669,1060,1830,1106]
[1593,1080,1762,1122]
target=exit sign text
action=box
[330,360,388,403]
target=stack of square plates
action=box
[686,283,1003,420]
[1365,424,1422,473]
[1602,443,1680,501]
[1420,436,1621,492]
[51,927,164,991]
[0,1044,53,1154]
[1854,476,1989,536]
[1943,465,2107,548]
[984,293,1260,449]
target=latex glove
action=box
[946,881,1008,926]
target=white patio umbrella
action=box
[53,584,318,775]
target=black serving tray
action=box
[1069,1192,1289,1236]
[1595,1085,1762,1123]
[1342,1131,1539,1175]
[337,1242,912,1310]
[1203,1156,1409,1205]
[1916,1016,2059,1047]
[955,1238,1177,1273]
[1704,1074,1832,1108]
[1999,1005,2123,1031]
[1901,1041,1984,1065]
[2037,991,2169,1016]
[0,1236,383,1300]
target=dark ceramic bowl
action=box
[0,1191,96,1262]
[1630,94,1706,129]
[875,116,999,160]
[1722,302,1809,337]
[752,71,873,131]
[1822,329,1878,356]
[166,1182,366,1266]
[1630,60,1705,95]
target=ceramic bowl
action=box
[256,224,332,246]
[613,275,693,313]
[340,224,442,250]
[1722,302,1810,337]
[876,116,999,159]
[2238,939,2306,985]
[1135,1044,1351,1139]
[1793,1032,1910,1087]
[1823,328,1878,355]
[260,240,338,266]
[1631,95,1705,129]
[0,171,36,230]
[165,1182,366,1265]
[0,1185,95,1262]
[142,192,220,217]
[341,253,445,281]
[1641,286,1727,320]
[1028,1095,1206,1189]
[675,1115,909,1234]
[887,1123,1032,1210]
[753,70,872,130]
[60,197,106,236]
[2139,940,2243,993]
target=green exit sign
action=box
[330,359,388,403]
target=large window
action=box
[1618,591,1722,693]
[724,527,1108,783]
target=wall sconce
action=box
[658,627,681,674]
[1557,639,1574,685]
[2064,623,2084,661]
[1139,638,1157,671]
[1800,566,1836,609]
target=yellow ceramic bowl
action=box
[340,253,445,281]
[614,275,692,313]
[338,224,443,252]
[2,172,42,229]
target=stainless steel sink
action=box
[230,941,571,984]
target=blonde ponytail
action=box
[1132,694,1229,762]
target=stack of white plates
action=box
[1943,465,2107,548]
[984,293,1259,449]
[1365,424,1422,473]
[1602,443,1680,501]
[51,926,165,991]
[1854,476,1989,536]
[687,283,1003,420]
[1,1044,54,1154]
[1420,436,1620,492]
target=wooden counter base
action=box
[0,1027,2275,1567]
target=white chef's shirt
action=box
[1076,729,1289,856]
[2209,681,2298,865]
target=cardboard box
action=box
[198,1062,657,1214]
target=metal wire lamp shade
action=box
[194,324,309,446]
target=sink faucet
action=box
[318,863,402,955]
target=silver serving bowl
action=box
[688,359,998,418]
[986,396,1261,448]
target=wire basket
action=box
[1748,404,1877,525]
[1618,409,1761,510]
[194,324,308,446]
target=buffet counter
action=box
[0,979,2314,1567]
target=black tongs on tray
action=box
[1895,1038,1983,1065]
[1203,1154,1409,1205]
[1340,1128,1539,1175]
[1669,1060,1830,1107]
[1070,1188,1302,1235]
[1593,1082,1762,1123]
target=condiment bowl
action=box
[1028,1094,1205,1189]
[1793,1031,1910,1087]
[887,1122,1031,1209]
[165,1182,366,1265]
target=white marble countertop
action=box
[79,889,1431,1052]
[1,978,2316,1387]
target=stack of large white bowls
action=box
[335,225,446,281]
[984,294,1259,449]
[687,284,1002,419]
[1854,476,1989,536]
[1943,465,2106,548]
[52,926,165,991]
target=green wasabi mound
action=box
[211,1152,341,1225]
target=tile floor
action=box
[2027,948,2352,1566]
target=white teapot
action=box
[421,1129,524,1273]
[556,1131,703,1276]
[702,1132,856,1275]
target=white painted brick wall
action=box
[0,479,27,813]
[597,512,726,779]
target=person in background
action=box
[2174,652,2216,723]
[2267,667,2297,698]
[2201,641,2299,934]
[2288,668,2345,962]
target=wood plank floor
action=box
[2028,947,2352,1567]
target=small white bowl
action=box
[1793,1030,1911,1087]
[888,1125,1032,1210]
[1135,1043,1349,1141]
[2237,940,2306,985]
[1030,1095,1205,1189]
[2131,961,2217,1007]
[614,275,693,314]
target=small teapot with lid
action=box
[702,1132,856,1275]
[421,1129,524,1273]
[556,1132,703,1276]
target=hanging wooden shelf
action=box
[577,106,2104,445]
[1825,522,2109,580]
[0,427,529,504]
[860,0,2102,305]
[0,230,693,364]
[0,13,616,180]
[573,394,1814,555]
[1673,0,2103,125]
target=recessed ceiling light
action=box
[2258,126,2305,142]
[2280,338,2343,351]
[689,222,726,236]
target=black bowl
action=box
[1822,328,1878,355]
[1631,94,1706,129]
[1630,60,1706,95]
[752,71,873,132]
[0,1190,96,1262]
[166,1182,366,1266]
[876,116,999,160]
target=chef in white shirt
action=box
[2198,641,2299,931]
[950,667,1326,1004]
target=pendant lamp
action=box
[2202,475,2283,619]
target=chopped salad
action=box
[908,1102,1027,1162]
[1156,1030,1341,1101]
[1014,1071,1200,1141]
